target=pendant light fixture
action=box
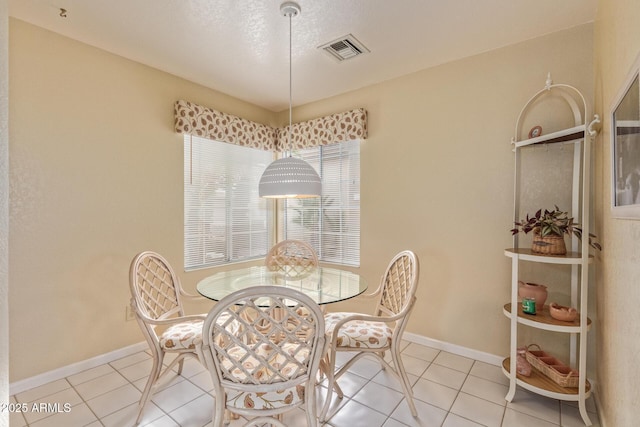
[259,1,321,198]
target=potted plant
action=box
[510,206,602,255]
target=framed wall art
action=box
[611,55,640,219]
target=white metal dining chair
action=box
[265,239,318,278]
[128,251,206,425]
[320,250,420,421]
[202,286,327,427]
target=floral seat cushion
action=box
[325,312,393,349]
[225,384,305,410]
[219,342,309,410]
[160,320,203,350]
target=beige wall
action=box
[1,0,10,423]
[9,16,597,388]
[294,25,594,356]
[593,0,640,426]
[8,19,275,381]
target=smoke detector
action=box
[319,34,369,62]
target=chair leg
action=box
[135,353,163,425]
[305,382,318,427]
[321,354,344,397]
[319,357,334,422]
[390,346,417,417]
[319,351,344,422]
[212,395,226,427]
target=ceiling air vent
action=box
[319,34,369,62]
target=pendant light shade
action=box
[259,1,321,199]
[259,156,322,198]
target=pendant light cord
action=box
[288,11,293,158]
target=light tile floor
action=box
[9,341,600,427]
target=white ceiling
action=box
[9,0,597,112]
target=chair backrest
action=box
[202,286,326,396]
[265,239,318,277]
[377,250,420,319]
[129,251,184,324]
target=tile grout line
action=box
[75,363,139,426]
[66,378,103,427]
[442,360,480,427]
[11,346,597,427]
[20,378,80,426]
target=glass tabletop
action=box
[196,265,367,305]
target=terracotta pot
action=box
[518,281,548,311]
[531,229,566,255]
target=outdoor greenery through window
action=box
[283,140,361,266]
[184,135,273,270]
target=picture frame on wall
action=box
[611,55,640,219]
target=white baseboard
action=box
[9,334,503,397]
[403,332,504,366]
[9,341,147,396]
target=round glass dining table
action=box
[196,265,368,305]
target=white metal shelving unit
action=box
[503,74,600,426]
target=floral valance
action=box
[174,100,277,151]
[276,108,368,151]
[175,100,367,151]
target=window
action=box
[282,140,360,266]
[184,135,273,270]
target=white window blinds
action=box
[184,135,273,270]
[283,140,360,266]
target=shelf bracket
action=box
[545,72,553,90]
[587,114,601,137]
